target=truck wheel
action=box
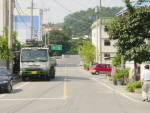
[46,75,51,81]
[50,67,55,79]
[22,76,26,81]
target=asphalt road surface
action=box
[0,55,150,113]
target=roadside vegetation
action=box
[107,0,150,81]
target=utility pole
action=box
[99,0,102,64]
[95,6,99,63]
[48,21,50,46]
[8,0,13,73]
[31,0,33,40]
[121,10,124,68]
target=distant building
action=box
[44,26,62,35]
[13,8,42,44]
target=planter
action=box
[117,80,122,85]
[113,81,117,85]
[84,67,89,71]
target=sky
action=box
[17,0,135,24]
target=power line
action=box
[15,0,31,15]
[15,5,31,28]
[53,0,92,25]
[72,0,88,8]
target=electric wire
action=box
[72,0,88,8]
[53,0,92,25]
[15,0,31,15]
[15,4,31,28]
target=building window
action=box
[104,40,110,46]
[104,53,110,57]
[104,26,108,32]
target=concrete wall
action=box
[0,60,7,67]
[0,0,4,35]
[13,8,41,44]
[126,61,150,80]
[91,24,117,64]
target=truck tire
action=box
[50,67,55,79]
[46,75,51,81]
[22,76,26,81]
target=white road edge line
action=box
[0,82,30,98]
[93,78,143,103]
[77,67,144,103]
[0,98,65,101]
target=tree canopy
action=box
[79,41,96,64]
[107,0,150,80]
[0,27,21,60]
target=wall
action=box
[91,24,117,64]
[0,0,4,35]
[13,8,41,44]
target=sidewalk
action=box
[94,75,143,102]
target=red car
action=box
[91,64,112,75]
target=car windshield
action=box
[21,49,48,62]
[0,68,8,76]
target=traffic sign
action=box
[51,45,62,50]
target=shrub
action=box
[126,81,142,92]
[111,75,117,81]
[114,68,130,80]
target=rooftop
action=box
[91,17,114,29]
[116,0,150,16]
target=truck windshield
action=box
[21,49,48,62]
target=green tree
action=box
[46,29,70,56]
[107,0,150,81]
[0,27,21,60]
[79,41,96,64]
[64,7,122,37]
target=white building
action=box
[44,26,62,35]
[91,17,117,64]
[13,8,42,44]
[0,0,9,35]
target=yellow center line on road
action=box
[63,67,67,99]
[63,77,67,99]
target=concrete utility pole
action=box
[99,0,102,64]
[95,6,99,63]
[48,21,50,46]
[121,10,124,68]
[31,0,33,40]
[8,0,13,73]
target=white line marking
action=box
[77,67,145,103]
[14,82,30,89]
[93,78,143,103]
[0,82,30,98]
[0,98,65,101]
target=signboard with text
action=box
[50,45,62,50]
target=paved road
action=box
[0,55,150,113]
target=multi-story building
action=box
[13,8,42,43]
[91,17,117,64]
[0,0,9,35]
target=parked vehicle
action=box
[0,67,13,93]
[91,64,112,75]
[19,40,56,81]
